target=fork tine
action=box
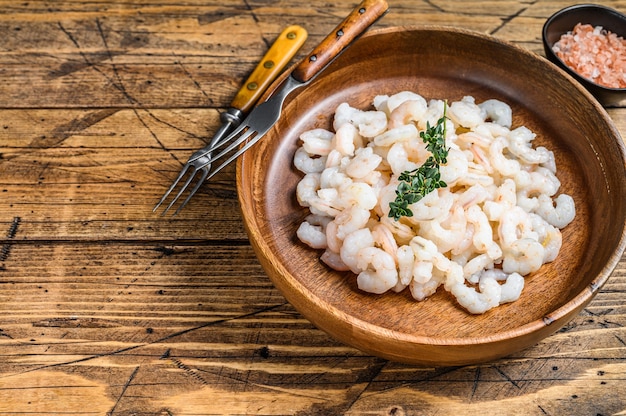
[159,166,200,216]
[171,167,210,216]
[153,122,250,215]
[152,163,192,212]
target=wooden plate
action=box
[237,26,626,365]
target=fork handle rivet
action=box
[309,55,317,62]
[247,82,258,90]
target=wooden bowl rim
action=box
[237,25,626,348]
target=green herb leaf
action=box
[389,102,449,221]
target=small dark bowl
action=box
[542,4,626,107]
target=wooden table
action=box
[1,1,624,414]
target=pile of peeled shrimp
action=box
[293,91,575,314]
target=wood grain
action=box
[0,0,625,414]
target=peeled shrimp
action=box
[465,204,502,259]
[373,94,391,113]
[507,126,551,165]
[410,271,443,301]
[469,143,494,174]
[499,272,524,303]
[535,193,576,229]
[397,245,415,285]
[372,223,399,260]
[456,166,495,188]
[489,136,521,177]
[418,99,446,130]
[502,238,545,275]
[405,189,455,222]
[419,205,467,254]
[448,96,485,129]
[529,167,561,197]
[339,182,378,211]
[374,124,418,147]
[403,236,437,285]
[296,173,320,207]
[478,99,512,128]
[451,224,475,258]
[300,128,334,156]
[498,206,537,247]
[529,212,563,262]
[345,146,383,179]
[321,249,350,271]
[294,147,326,174]
[340,228,375,274]
[296,221,327,249]
[457,131,493,150]
[386,141,420,176]
[330,205,371,241]
[333,102,388,137]
[463,254,496,283]
[356,247,399,294]
[333,122,362,156]
[388,99,428,129]
[320,166,351,190]
[439,148,469,186]
[456,183,491,209]
[474,122,511,141]
[450,278,501,314]
[380,215,416,245]
[386,91,427,114]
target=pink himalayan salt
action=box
[552,23,626,89]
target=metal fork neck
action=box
[220,107,244,125]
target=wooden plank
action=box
[0,146,246,240]
[0,242,624,413]
[0,1,545,109]
[1,0,625,413]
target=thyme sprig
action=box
[388,103,449,221]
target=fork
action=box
[153,25,308,216]
[182,0,388,185]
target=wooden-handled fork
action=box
[188,0,389,184]
[153,25,308,216]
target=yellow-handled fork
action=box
[153,25,308,216]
